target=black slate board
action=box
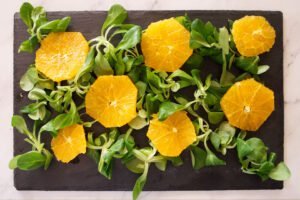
[13,10,284,191]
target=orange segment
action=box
[220,78,274,131]
[232,16,276,57]
[147,111,196,157]
[141,18,193,72]
[85,75,137,128]
[36,32,89,82]
[51,124,87,163]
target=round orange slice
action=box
[85,75,137,128]
[141,18,193,72]
[36,32,89,82]
[147,111,196,157]
[232,16,276,57]
[51,124,87,163]
[220,78,274,131]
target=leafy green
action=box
[12,4,291,199]
[20,67,39,91]
[133,162,149,200]
[205,150,226,166]
[20,2,34,28]
[93,51,114,76]
[208,112,224,124]
[116,25,142,50]
[236,137,290,181]
[101,4,127,35]
[158,101,184,121]
[13,151,46,171]
[235,56,259,74]
[39,101,80,137]
[18,2,71,53]
[175,14,192,30]
[190,146,206,170]
[11,115,52,169]
[210,122,236,155]
[11,115,29,134]
[269,162,291,181]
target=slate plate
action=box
[13,10,283,191]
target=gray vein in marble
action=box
[150,0,158,10]
[287,48,300,68]
[284,98,300,104]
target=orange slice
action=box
[141,18,193,72]
[232,16,276,57]
[36,32,89,82]
[85,75,137,128]
[147,111,196,157]
[220,78,274,131]
[51,124,87,163]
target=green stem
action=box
[125,128,133,140]
[87,143,104,150]
[149,155,164,163]
[220,52,227,84]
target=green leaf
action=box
[124,55,144,73]
[20,2,34,28]
[135,81,147,98]
[114,51,126,75]
[205,150,226,166]
[87,149,100,164]
[18,35,38,53]
[31,6,47,30]
[116,25,141,50]
[37,17,71,39]
[235,56,259,74]
[175,15,191,30]
[74,47,96,83]
[20,67,39,91]
[21,102,47,120]
[257,65,270,75]
[125,158,145,173]
[11,115,28,134]
[218,27,229,55]
[210,132,221,150]
[28,87,49,101]
[185,52,203,68]
[9,155,21,169]
[236,138,253,161]
[39,101,80,136]
[190,19,210,48]
[103,138,125,163]
[101,4,127,34]
[16,151,46,170]
[190,146,206,170]
[246,138,268,163]
[220,70,235,86]
[190,30,210,48]
[154,159,167,171]
[128,116,148,130]
[93,51,114,76]
[269,162,291,181]
[127,65,145,83]
[256,161,275,180]
[208,112,224,124]
[158,101,184,121]
[97,130,119,179]
[36,78,54,90]
[145,93,162,118]
[132,163,149,200]
[43,149,53,170]
[168,156,183,167]
[204,92,219,106]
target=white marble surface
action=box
[1,0,299,199]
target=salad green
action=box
[11,2,290,200]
